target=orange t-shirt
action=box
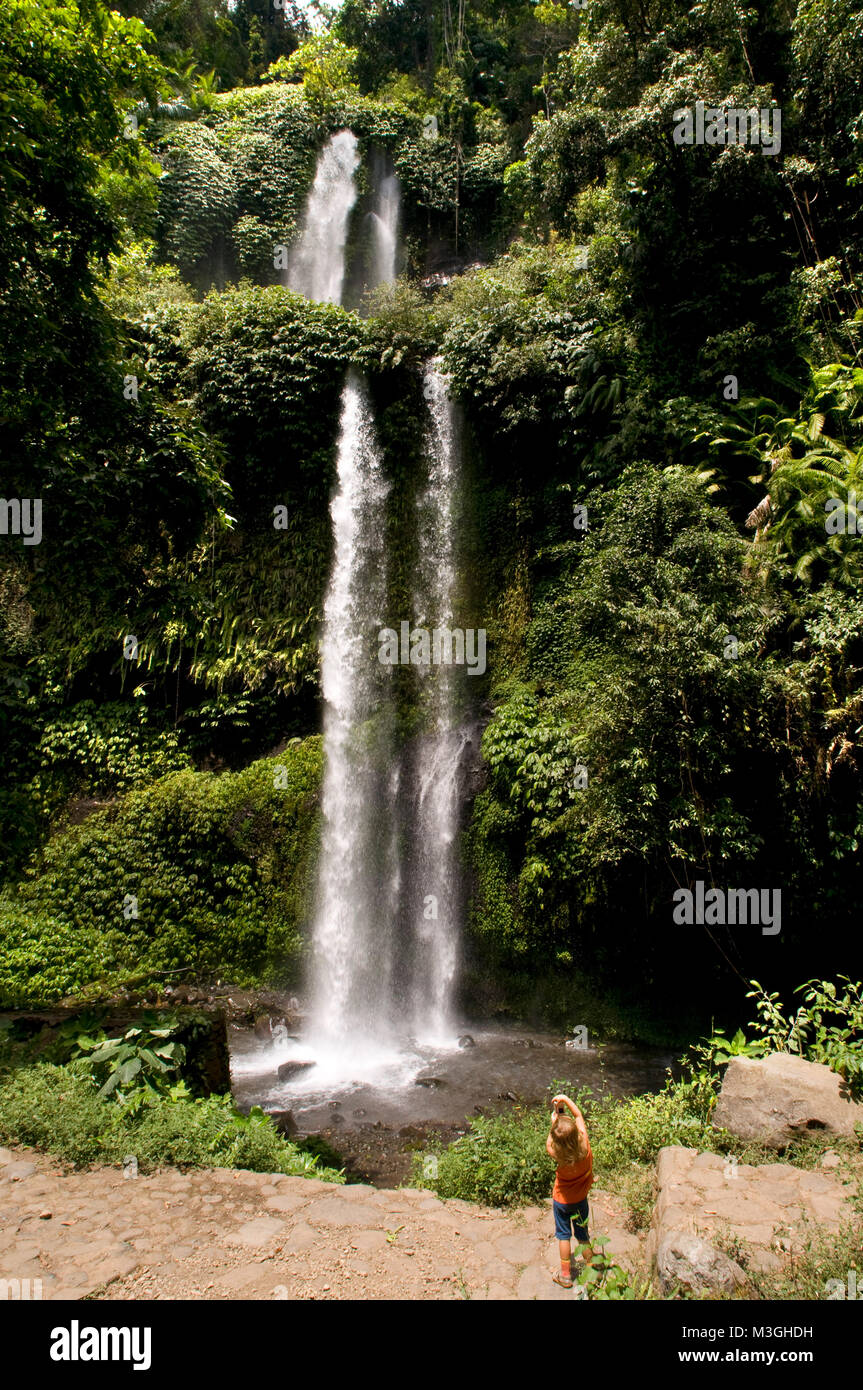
[553,1144,594,1205]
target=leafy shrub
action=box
[0,1062,343,1181]
[69,1020,187,1100]
[413,1081,717,1209]
[680,978,863,1102]
[576,1236,657,1300]
[0,905,104,1007]
[34,700,189,800]
[0,739,322,1006]
[413,1101,554,1206]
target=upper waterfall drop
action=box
[287,130,360,305]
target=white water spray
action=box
[368,157,401,291]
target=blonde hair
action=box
[548,1110,587,1165]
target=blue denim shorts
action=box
[553,1198,590,1243]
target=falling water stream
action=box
[306,373,399,1069]
[287,130,360,305]
[407,362,469,1045]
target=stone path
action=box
[0,1146,641,1301]
[646,1146,857,1275]
[5,1143,855,1300]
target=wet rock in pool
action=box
[277,1060,316,1082]
[269,1109,298,1137]
[457,1034,476,1049]
[415,1077,445,1089]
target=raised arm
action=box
[552,1095,590,1153]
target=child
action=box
[546,1093,594,1288]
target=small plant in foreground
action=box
[576,1237,656,1300]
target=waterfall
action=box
[288,130,360,304]
[367,153,401,291]
[408,361,468,1043]
[283,133,466,1078]
[305,361,468,1066]
[308,372,398,1055]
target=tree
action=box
[0,0,166,460]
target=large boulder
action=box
[713,1053,863,1148]
[656,1231,746,1297]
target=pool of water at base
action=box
[229,1022,678,1136]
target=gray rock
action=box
[656,1231,746,1296]
[713,1053,863,1149]
[457,1034,476,1049]
[277,1060,316,1082]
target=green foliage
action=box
[576,1237,656,1300]
[0,1061,343,1180]
[687,978,863,1101]
[0,905,104,1008]
[0,739,323,1006]
[154,119,238,275]
[182,283,365,507]
[412,1100,554,1206]
[521,111,607,233]
[34,700,188,802]
[263,35,360,105]
[468,466,805,974]
[0,0,167,452]
[68,1019,187,1100]
[699,362,863,586]
[151,86,320,282]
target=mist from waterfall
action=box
[368,153,401,291]
[287,130,360,304]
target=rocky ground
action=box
[648,1144,859,1295]
[2,1139,858,1301]
[0,1145,640,1301]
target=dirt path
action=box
[0,1145,642,1302]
